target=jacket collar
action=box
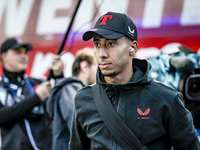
[96,58,152,90]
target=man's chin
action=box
[102,72,116,77]
[14,67,27,72]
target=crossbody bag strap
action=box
[92,84,148,150]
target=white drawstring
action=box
[24,119,40,150]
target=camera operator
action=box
[148,44,200,133]
[0,38,63,150]
[181,68,200,129]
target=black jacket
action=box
[0,75,52,150]
[46,77,85,150]
[69,58,200,150]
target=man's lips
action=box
[99,63,110,69]
[19,61,28,64]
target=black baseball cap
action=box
[83,12,138,41]
[0,38,33,55]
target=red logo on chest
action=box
[137,108,150,119]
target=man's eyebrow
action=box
[93,37,100,42]
[107,38,117,41]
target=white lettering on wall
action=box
[5,0,34,36]
[36,0,72,35]
[73,0,94,31]
[97,0,129,15]
[180,0,200,26]
[73,0,129,32]
[30,52,53,78]
[1,0,200,37]
[142,0,165,28]
[0,0,8,24]
[61,52,75,77]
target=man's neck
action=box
[3,67,25,85]
[104,72,134,84]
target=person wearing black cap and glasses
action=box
[0,38,63,150]
[69,12,200,150]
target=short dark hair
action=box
[72,47,94,76]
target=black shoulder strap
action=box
[92,84,148,150]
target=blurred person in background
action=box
[0,37,63,150]
[46,47,97,150]
[148,45,200,91]
[148,45,200,136]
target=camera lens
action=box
[189,79,200,93]
[185,75,200,101]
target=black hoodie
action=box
[69,58,200,150]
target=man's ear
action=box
[1,53,6,62]
[132,41,139,53]
[80,61,89,73]
[129,41,139,56]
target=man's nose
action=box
[99,47,108,58]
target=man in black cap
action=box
[0,37,63,150]
[69,12,200,150]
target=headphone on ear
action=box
[130,48,135,53]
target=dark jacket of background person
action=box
[46,47,97,150]
[69,58,200,150]
[0,75,52,150]
[148,45,200,131]
[47,77,84,150]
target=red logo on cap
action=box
[99,15,113,25]
[16,38,23,43]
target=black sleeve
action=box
[169,93,200,149]
[0,93,41,126]
[69,112,91,150]
[69,91,91,150]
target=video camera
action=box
[180,69,200,128]
[185,70,200,101]
[180,69,200,117]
